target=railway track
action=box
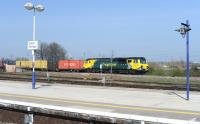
[0,72,200,91]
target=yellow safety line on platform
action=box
[0,92,200,116]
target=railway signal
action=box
[175,20,191,100]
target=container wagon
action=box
[58,60,84,72]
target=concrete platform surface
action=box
[0,80,199,122]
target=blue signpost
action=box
[175,20,191,100]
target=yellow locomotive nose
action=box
[142,64,149,71]
[146,65,149,70]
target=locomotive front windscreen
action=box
[140,58,146,64]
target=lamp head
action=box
[35,4,45,12]
[24,2,34,10]
[175,28,186,38]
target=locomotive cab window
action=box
[140,58,146,64]
[134,59,138,63]
[127,60,132,63]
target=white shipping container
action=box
[5,64,16,72]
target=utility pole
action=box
[175,20,191,100]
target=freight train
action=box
[15,57,149,74]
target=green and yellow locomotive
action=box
[83,57,149,74]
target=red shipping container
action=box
[58,60,84,70]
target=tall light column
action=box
[186,20,190,100]
[25,2,45,89]
[175,20,191,100]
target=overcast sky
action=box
[0,0,199,62]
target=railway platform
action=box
[0,80,199,123]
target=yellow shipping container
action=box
[16,61,20,67]
[16,60,47,70]
[16,61,30,68]
[35,60,48,69]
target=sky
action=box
[0,0,199,62]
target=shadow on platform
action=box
[36,84,52,89]
[168,92,187,100]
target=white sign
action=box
[27,41,38,50]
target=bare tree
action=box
[16,57,29,61]
[46,42,66,71]
[35,42,67,71]
[35,42,48,60]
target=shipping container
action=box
[16,61,29,68]
[5,64,16,72]
[58,60,84,71]
[16,60,48,70]
[35,60,48,69]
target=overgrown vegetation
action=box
[147,61,200,77]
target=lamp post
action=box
[175,20,191,100]
[25,2,45,89]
